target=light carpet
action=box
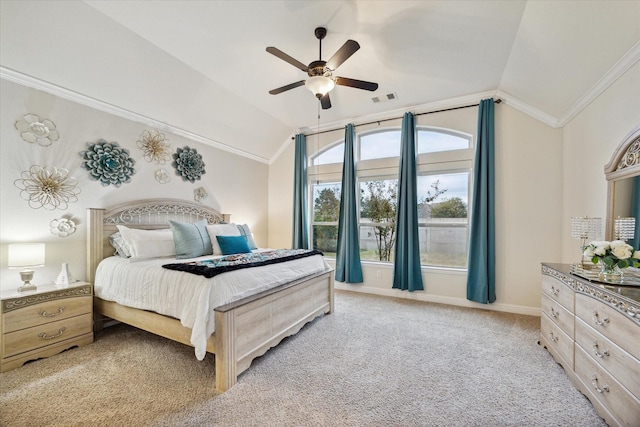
[0,290,607,427]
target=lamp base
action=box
[18,283,37,292]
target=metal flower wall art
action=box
[14,165,80,210]
[155,168,171,184]
[137,130,171,164]
[172,146,206,183]
[80,140,136,187]
[14,114,60,146]
[50,215,78,237]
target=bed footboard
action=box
[214,270,334,392]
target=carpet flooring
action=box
[0,290,607,426]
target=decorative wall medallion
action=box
[137,130,171,164]
[50,216,77,237]
[80,140,136,187]
[14,165,80,210]
[194,187,207,202]
[14,114,60,146]
[155,168,170,184]
[172,146,206,183]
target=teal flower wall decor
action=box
[172,146,206,183]
[80,140,136,187]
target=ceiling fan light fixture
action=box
[305,76,335,98]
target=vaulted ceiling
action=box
[1,1,639,163]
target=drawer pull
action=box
[548,331,559,342]
[591,375,609,393]
[549,307,559,318]
[38,327,66,340]
[38,306,66,317]
[592,341,610,358]
[592,310,609,326]
[550,286,559,297]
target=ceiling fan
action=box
[267,27,378,109]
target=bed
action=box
[87,198,334,392]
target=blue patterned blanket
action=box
[162,249,323,278]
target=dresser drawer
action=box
[2,296,91,333]
[541,314,573,370]
[2,313,92,358]
[541,293,574,337]
[575,293,640,360]
[575,345,640,427]
[542,275,574,312]
[575,317,640,400]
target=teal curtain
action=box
[335,124,363,283]
[631,176,640,250]
[292,133,309,249]
[392,112,424,292]
[467,98,496,304]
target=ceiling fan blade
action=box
[269,80,306,95]
[335,76,378,92]
[320,93,331,109]
[326,40,360,70]
[266,47,308,72]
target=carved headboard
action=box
[86,198,230,283]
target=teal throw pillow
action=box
[216,235,251,255]
[169,219,213,259]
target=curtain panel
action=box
[466,98,496,304]
[292,133,309,249]
[392,112,424,292]
[335,124,363,283]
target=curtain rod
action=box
[295,98,501,139]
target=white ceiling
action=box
[1,1,639,163]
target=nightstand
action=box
[0,282,93,372]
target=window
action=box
[311,182,341,257]
[308,125,473,269]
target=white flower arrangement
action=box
[583,240,640,269]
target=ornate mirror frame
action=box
[604,124,640,240]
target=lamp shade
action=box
[305,76,335,98]
[8,243,45,269]
[570,216,601,240]
[614,217,635,241]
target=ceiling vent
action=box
[372,93,398,103]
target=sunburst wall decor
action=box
[172,146,206,183]
[14,114,60,146]
[14,165,80,210]
[80,139,136,187]
[137,130,171,164]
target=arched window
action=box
[308,126,473,269]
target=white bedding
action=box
[94,251,330,360]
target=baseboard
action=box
[334,283,541,317]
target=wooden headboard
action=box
[86,198,230,283]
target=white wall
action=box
[561,60,640,262]
[0,79,268,290]
[268,102,563,315]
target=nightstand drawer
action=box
[2,313,92,358]
[3,296,91,333]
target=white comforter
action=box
[94,252,329,360]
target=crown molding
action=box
[0,66,269,164]
[557,40,640,128]
[495,89,561,128]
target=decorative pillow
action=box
[108,232,132,258]
[116,225,176,260]
[206,223,241,255]
[216,235,251,255]
[236,224,258,250]
[169,219,213,259]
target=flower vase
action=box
[599,262,623,284]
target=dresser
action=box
[541,263,640,427]
[0,282,93,372]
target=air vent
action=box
[372,93,398,103]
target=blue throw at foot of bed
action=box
[162,249,324,278]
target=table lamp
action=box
[614,217,635,242]
[8,243,45,292]
[570,216,601,266]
